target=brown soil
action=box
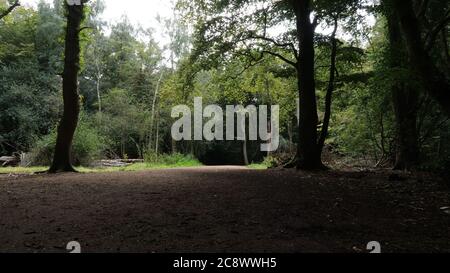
[0,166,449,253]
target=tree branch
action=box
[247,34,299,60]
[416,0,430,19]
[261,50,297,68]
[312,16,319,31]
[78,26,93,33]
[0,0,20,20]
[226,50,265,80]
[425,10,450,51]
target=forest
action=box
[0,0,449,254]
[0,0,449,171]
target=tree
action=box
[84,0,106,113]
[180,0,320,168]
[317,17,339,154]
[291,0,323,169]
[161,11,192,154]
[0,4,62,156]
[384,10,420,170]
[180,0,365,169]
[390,0,450,117]
[35,0,64,74]
[49,0,86,173]
[82,31,107,114]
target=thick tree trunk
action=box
[392,85,420,170]
[293,0,323,170]
[392,0,450,117]
[318,17,338,154]
[386,14,420,170]
[49,2,84,173]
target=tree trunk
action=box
[293,0,323,170]
[155,110,160,154]
[96,74,101,113]
[49,2,84,173]
[318,17,338,154]
[171,139,177,154]
[93,33,103,114]
[392,85,420,170]
[148,71,164,150]
[243,139,249,166]
[287,120,293,154]
[386,14,420,170]
[265,78,272,158]
[392,0,450,117]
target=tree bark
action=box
[386,13,420,170]
[292,0,324,170]
[318,17,338,154]
[392,0,450,117]
[49,2,84,173]
[392,84,420,170]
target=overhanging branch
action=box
[261,50,297,68]
[248,34,299,60]
[0,0,20,20]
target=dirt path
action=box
[0,166,449,253]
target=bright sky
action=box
[20,0,374,50]
[21,0,175,45]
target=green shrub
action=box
[30,119,107,166]
[261,153,295,168]
[144,151,201,167]
[262,155,279,168]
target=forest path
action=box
[0,167,449,253]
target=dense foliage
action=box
[0,0,448,170]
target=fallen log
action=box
[119,159,144,163]
[0,156,19,167]
[91,159,143,168]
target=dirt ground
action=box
[0,166,449,253]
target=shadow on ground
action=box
[0,166,449,253]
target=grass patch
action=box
[0,159,269,175]
[0,156,203,175]
[247,163,268,170]
[0,166,48,174]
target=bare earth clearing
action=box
[0,166,449,253]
